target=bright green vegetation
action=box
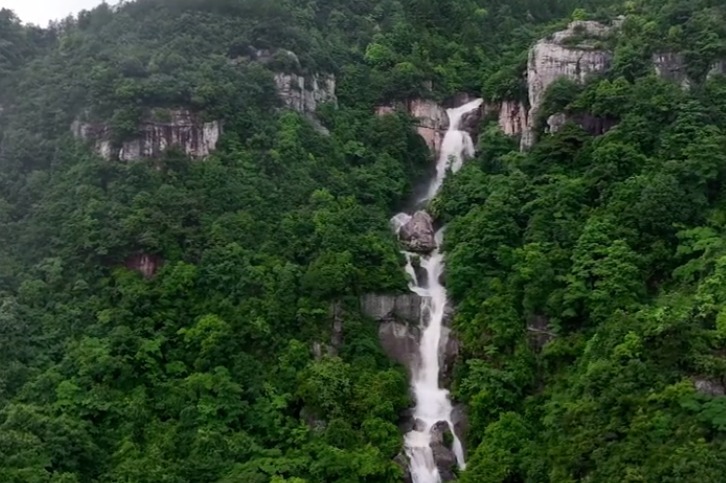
[2,0,726,481]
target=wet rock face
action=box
[439,326,460,388]
[522,20,613,149]
[450,404,469,451]
[360,293,422,323]
[72,109,221,161]
[459,106,483,137]
[399,211,436,253]
[394,453,413,483]
[430,421,457,481]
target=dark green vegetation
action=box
[2,0,726,481]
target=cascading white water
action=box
[393,98,482,483]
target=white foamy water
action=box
[393,98,482,483]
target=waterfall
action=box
[393,98,482,483]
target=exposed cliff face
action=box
[233,46,337,121]
[376,99,448,153]
[72,109,221,161]
[498,100,529,136]
[273,73,337,115]
[652,52,692,88]
[522,20,613,149]
[125,253,162,278]
[360,293,423,323]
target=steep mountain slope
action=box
[1,0,726,482]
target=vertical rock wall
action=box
[521,20,613,149]
[72,109,222,161]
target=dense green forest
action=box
[2,0,726,481]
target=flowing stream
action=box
[392,99,483,483]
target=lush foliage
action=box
[438,1,726,480]
[3,0,726,481]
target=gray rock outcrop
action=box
[439,326,460,386]
[522,20,613,149]
[450,404,469,452]
[273,72,337,115]
[399,211,436,253]
[361,293,423,323]
[72,109,221,161]
[652,52,692,88]
[498,100,529,136]
[546,112,569,133]
[694,377,726,396]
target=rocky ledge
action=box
[72,108,221,161]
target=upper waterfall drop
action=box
[392,98,482,483]
[422,98,482,203]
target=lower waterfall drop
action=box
[393,98,482,483]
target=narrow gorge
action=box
[392,99,483,482]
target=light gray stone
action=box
[378,321,421,370]
[439,325,460,387]
[72,109,221,161]
[273,72,337,114]
[652,52,692,89]
[360,293,423,323]
[708,60,726,80]
[498,100,529,136]
[522,20,613,149]
[694,377,725,396]
[376,98,448,154]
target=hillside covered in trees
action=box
[2,0,726,481]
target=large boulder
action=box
[399,211,437,253]
[429,421,457,481]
